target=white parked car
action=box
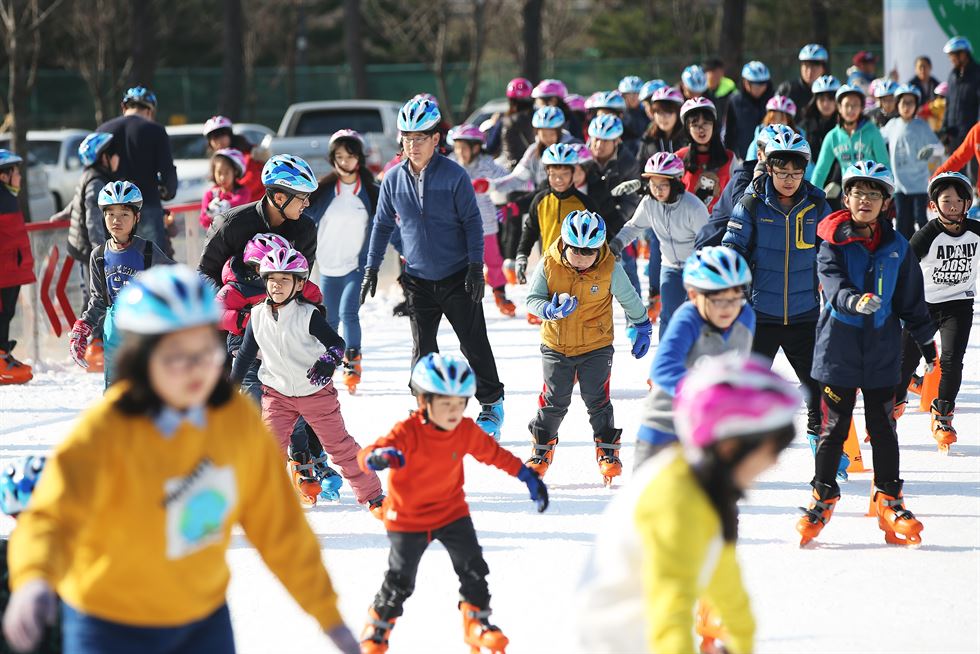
[165,122,275,206]
[0,135,58,221]
[24,129,90,212]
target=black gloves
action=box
[359,268,379,305]
[464,262,485,303]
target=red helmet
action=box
[506,77,533,100]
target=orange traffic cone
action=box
[918,358,942,413]
[843,419,868,473]
[866,478,877,517]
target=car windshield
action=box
[170,134,209,160]
[293,109,383,136]
[27,140,61,165]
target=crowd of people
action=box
[0,33,978,654]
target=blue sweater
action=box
[366,154,484,281]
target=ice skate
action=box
[360,609,396,653]
[461,602,508,654]
[84,338,105,373]
[647,294,661,323]
[493,288,516,317]
[0,341,32,385]
[526,312,542,325]
[907,373,923,396]
[930,399,957,455]
[595,429,623,487]
[696,600,724,654]
[502,259,517,285]
[525,437,558,477]
[286,446,321,507]
[874,481,923,546]
[311,452,343,501]
[796,482,840,546]
[476,399,504,440]
[343,347,362,395]
[805,432,848,481]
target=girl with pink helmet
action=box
[575,353,799,654]
[199,148,251,229]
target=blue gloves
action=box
[630,319,652,359]
[541,293,578,321]
[517,465,549,513]
[307,346,346,386]
[366,447,405,471]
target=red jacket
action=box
[0,190,36,293]
[215,256,322,335]
[675,146,734,212]
[358,412,523,532]
[933,122,980,178]
[239,152,266,203]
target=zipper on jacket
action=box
[765,194,810,325]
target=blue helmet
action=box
[764,125,811,162]
[893,83,921,102]
[114,264,222,335]
[842,160,895,197]
[943,36,972,54]
[0,149,24,170]
[561,210,606,249]
[683,247,752,291]
[618,75,644,94]
[411,352,476,397]
[638,79,667,103]
[78,132,114,168]
[532,106,565,129]
[540,143,578,167]
[98,180,143,210]
[872,78,899,98]
[755,124,784,150]
[798,44,828,62]
[682,65,708,93]
[122,85,157,108]
[588,114,624,140]
[261,154,318,194]
[835,84,865,103]
[592,91,627,112]
[0,456,46,516]
[741,61,770,83]
[397,96,442,132]
[811,75,841,95]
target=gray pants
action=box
[528,344,616,443]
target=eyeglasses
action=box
[402,134,432,146]
[849,190,884,201]
[705,296,746,309]
[156,345,225,373]
[771,170,805,181]
[567,246,598,257]
[689,120,712,130]
[648,181,671,192]
[290,192,311,203]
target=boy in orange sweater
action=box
[357,353,548,654]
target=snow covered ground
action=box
[2,277,978,654]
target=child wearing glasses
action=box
[610,152,708,337]
[634,247,755,465]
[523,210,651,487]
[799,161,935,547]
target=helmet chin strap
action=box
[267,190,295,217]
[935,204,965,227]
[264,275,303,307]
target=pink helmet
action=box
[649,86,685,106]
[570,142,592,164]
[506,77,533,100]
[532,78,568,99]
[329,129,364,146]
[674,355,803,451]
[680,96,717,122]
[565,93,587,112]
[935,82,948,97]
[243,232,291,265]
[214,148,246,177]
[413,92,439,107]
[766,94,798,116]
[584,91,604,110]
[259,247,309,279]
[447,123,485,145]
[642,151,684,178]
[203,115,233,137]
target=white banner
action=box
[883,0,980,83]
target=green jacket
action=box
[811,118,889,188]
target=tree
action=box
[0,0,65,220]
[521,0,541,82]
[344,0,367,97]
[717,0,747,77]
[220,0,245,118]
[128,0,158,86]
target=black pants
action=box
[529,345,615,442]
[402,268,504,405]
[898,299,973,407]
[815,383,899,491]
[0,285,20,347]
[497,211,522,261]
[372,516,491,621]
[893,192,928,240]
[752,321,821,434]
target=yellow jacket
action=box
[8,385,343,631]
[575,447,755,653]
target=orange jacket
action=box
[358,412,524,532]
[933,122,980,178]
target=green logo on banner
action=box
[928,0,980,46]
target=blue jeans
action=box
[619,250,642,297]
[658,266,686,339]
[646,230,662,297]
[61,602,235,654]
[893,192,928,240]
[320,269,364,352]
[135,205,169,254]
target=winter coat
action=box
[942,58,980,146]
[694,160,758,250]
[79,237,172,329]
[811,119,889,189]
[674,147,735,212]
[933,121,980,177]
[0,187,35,290]
[499,110,536,169]
[776,77,812,121]
[451,153,508,235]
[880,117,942,194]
[614,191,709,268]
[586,152,642,238]
[199,185,250,229]
[526,239,646,357]
[811,210,935,387]
[67,166,111,262]
[519,186,597,258]
[636,126,688,167]
[722,174,830,323]
[215,256,323,336]
[97,114,177,208]
[726,86,773,157]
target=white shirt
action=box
[316,180,370,277]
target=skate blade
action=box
[346,383,358,395]
[884,530,922,546]
[938,443,951,455]
[603,476,614,488]
[319,490,341,502]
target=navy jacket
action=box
[98,114,177,208]
[811,211,935,388]
[721,174,830,323]
[942,58,980,145]
[694,160,755,250]
[725,86,773,156]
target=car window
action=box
[27,140,61,166]
[236,128,269,146]
[169,134,209,160]
[293,109,383,136]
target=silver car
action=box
[0,135,59,220]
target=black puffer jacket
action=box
[726,85,773,156]
[587,153,641,239]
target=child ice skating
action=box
[200,148,250,229]
[357,353,548,654]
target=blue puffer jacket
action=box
[811,211,935,388]
[721,174,830,323]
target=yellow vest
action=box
[540,239,617,356]
[536,191,591,253]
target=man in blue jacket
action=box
[941,36,980,157]
[360,97,506,438]
[722,126,830,442]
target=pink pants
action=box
[484,234,506,289]
[261,384,382,503]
